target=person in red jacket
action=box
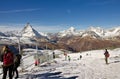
[35,59,40,66]
[2,45,14,79]
[104,49,110,64]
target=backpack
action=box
[106,53,110,57]
[0,54,3,62]
[3,52,14,66]
[14,54,22,66]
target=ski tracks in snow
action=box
[16,52,120,79]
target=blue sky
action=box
[0,0,120,33]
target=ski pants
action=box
[105,57,108,64]
[13,64,19,78]
[2,65,13,79]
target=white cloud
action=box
[0,25,22,32]
[34,25,66,33]
[0,24,66,33]
[0,8,41,13]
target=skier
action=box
[68,56,71,62]
[2,45,14,79]
[80,55,82,60]
[53,52,55,59]
[104,49,110,64]
[13,54,22,79]
[35,59,40,66]
[64,52,67,60]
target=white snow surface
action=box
[0,48,120,79]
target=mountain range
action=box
[1,23,120,52]
[57,26,120,39]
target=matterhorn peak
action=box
[21,23,41,38]
[22,23,33,32]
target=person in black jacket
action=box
[53,52,55,59]
[13,54,21,79]
[104,49,110,64]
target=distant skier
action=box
[64,52,67,60]
[53,52,55,59]
[68,56,71,62]
[86,53,88,56]
[104,49,110,64]
[35,59,40,66]
[80,55,82,60]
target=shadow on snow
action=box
[22,71,78,79]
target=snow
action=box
[0,48,120,79]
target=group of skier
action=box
[0,45,21,79]
[63,49,110,64]
[0,45,111,79]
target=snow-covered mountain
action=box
[104,27,120,37]
[1,24,120,51]
[57,26,103,38]
[80,27,105,39]
[39,32,48,37]
[57,26,120,39]
[3,30,20,37]
[87,27,105,37]
[21,23,42,38]
[81,30,101,39]
[0,32,7,37]
[57,27,81,37]
[0,23,48,44]
[1,24,120,39]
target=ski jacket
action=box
[35,59,40,65]
[3,52,14,66]
[104,51,110,58]
[14,54,21,66]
